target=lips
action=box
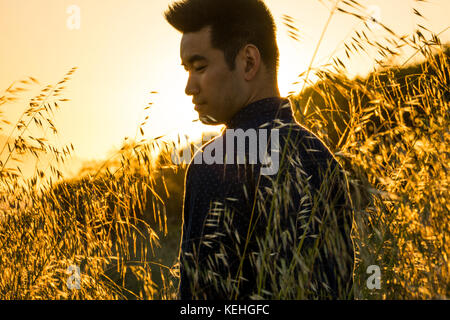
[194,103,206,112]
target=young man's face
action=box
[180,26,246,125]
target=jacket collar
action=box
[225,97,292,129]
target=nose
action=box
[185,73,199,96]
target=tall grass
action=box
[292,44,449,299]
[287,1,449,299]
[0,0,448,299]
[0,70,178,299]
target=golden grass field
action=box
[0,2,448,299]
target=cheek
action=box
[201,70,227,103]
[200,67,238,120]
[203,69,223,90]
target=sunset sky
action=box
[1,0,449,170]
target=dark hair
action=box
[165,0,279,78]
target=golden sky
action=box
[1,0,449,164]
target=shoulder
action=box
[277,119,336,157]
[274,120,342,182]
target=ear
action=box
[241,44,261,81]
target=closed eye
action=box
[195,65,207,72]
[182,65,206,73]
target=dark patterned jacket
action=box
[179,97,354,300]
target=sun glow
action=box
[0,0,449,163]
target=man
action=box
[165,0,354,300]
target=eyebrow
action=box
[181,54,207,68]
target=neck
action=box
[243,82,281,108]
